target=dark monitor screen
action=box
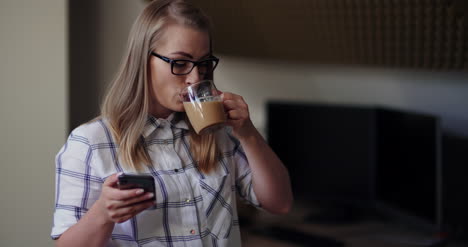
[266,102,376,203]
[267,101,441,228]
[375,109,441,227]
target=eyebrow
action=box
[169,51,211,60]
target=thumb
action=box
[104,172,121,187]
[216,90,224,99]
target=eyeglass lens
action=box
[172,60,216,75]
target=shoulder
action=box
[69,118,114,145]
[58,118,115,166]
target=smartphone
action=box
[117,173,156,209]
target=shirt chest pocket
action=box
[199,167,235,239]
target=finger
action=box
[223,99,237,111]
[227,110,249,120]
[221,92,242,101]
[105,192,154,210]
[108,186,146,201]
[118,192,155,209]
[224,99,248,111]
[112,200,156,223]
[103,173,121,187]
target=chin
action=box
[173,102,185,112]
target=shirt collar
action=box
[142,112,189,138]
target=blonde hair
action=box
[101,0,218,173]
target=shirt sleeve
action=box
[227,133,261,209]
[51,131,103,239]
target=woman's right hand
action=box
[96,173,156,224]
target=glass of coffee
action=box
[181,80,226,135]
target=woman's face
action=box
[148,24,211,118]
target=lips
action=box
[179,91,189,102]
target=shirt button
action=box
[174,169,179,173]
[190,229,196,234]
[185,199,191,203]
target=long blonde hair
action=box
[101,0,219,173]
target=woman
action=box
[51,0,292,246]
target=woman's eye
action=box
[173,61,188,67]
[200,60,213,68]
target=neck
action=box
[149,104,173,119]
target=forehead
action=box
[156,24,210,56]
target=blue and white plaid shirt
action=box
[51,113,260,247]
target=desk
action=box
[238,203,468,247]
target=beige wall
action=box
[95,0,147,93]
[0,0,67,246]
[69,0,147,129]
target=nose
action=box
[185,66,201,85]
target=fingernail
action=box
[117,172,123,176]
[147,193,154,198]
[136,189,144,194]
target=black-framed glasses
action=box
[151,52,219,76]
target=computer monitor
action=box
[267,101,442,229]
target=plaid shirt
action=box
[51,113,260,247]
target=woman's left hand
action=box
[221,92,256,139]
